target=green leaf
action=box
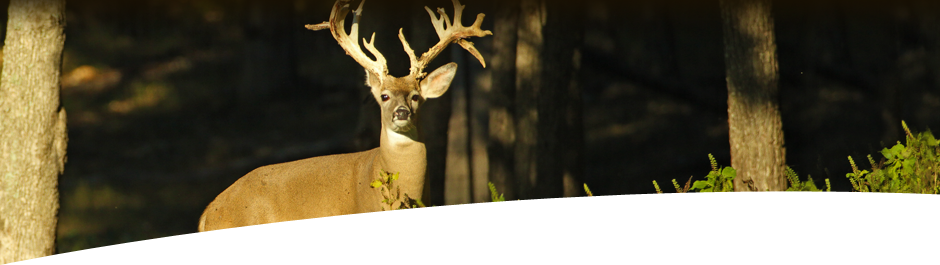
[721,167,736,180]
[925,132,938,147]
[691,180,709,190]
[370,180,382,188]
[889,144,905,159]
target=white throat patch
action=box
[386,128,416,146]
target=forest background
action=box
[0,0,933,253]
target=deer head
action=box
[307,0,492,141]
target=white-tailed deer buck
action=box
[198,0,491,231]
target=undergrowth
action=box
[306,124,940,264]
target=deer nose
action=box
[393,107,411,121]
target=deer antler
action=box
[399,0,492,79]
[306,0,388,80]
[307,0,491,81]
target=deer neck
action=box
[375,126,427,199]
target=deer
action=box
[197,0,492,232]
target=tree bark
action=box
[719,0,786,191]
[0,0,67,261]
[444,48,471,205]
[468,39,491,204]
[487,0,519,201]
[514,0,544,199]
[541,0,583,198]
[515,0,584,199]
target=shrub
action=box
[846,121,940,194]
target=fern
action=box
[488,182,506,202]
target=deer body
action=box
[198,0,490,230]
[199,130,426,231]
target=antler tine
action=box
[306,0,388,80]
[398,28,420,76]
[403,0,493,79]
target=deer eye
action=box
[411,95,420,101]
[381,94,389,101]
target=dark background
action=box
[0,0,935,252]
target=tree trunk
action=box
[444,2,500,204]
[514,0,584,199]
[514,0,544,199]
[540,0,583,198]
[487,0,519,201]
[468,40,491,203]
[0,0,67,261]
[444,48,471,205]
[719,0,786,191]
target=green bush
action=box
[308,124,940,264]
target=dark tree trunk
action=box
[444,48,471,205]
[0,0,67,261]
[515,0,584,199]
[468,34,491,203]
[487,0,519,201]
[538,0,583,198]
[420,68,452,207]
[514,0,543,199]
[445,1,500,204]
[719,0,787,191]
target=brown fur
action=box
[198,66,453,232]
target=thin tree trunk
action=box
[514,0,544,199]
[0,0,67,261]
[469,46,491,203]
[444,48,471,205]
[487,0,519,200]
[719,0,786,191]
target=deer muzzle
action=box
[393,107,411,121]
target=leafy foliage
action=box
[488,182,505,202]
[371,171,424,210]
[306,124,940,264]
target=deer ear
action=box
[365,69,382,94]
[420,62,457,99]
